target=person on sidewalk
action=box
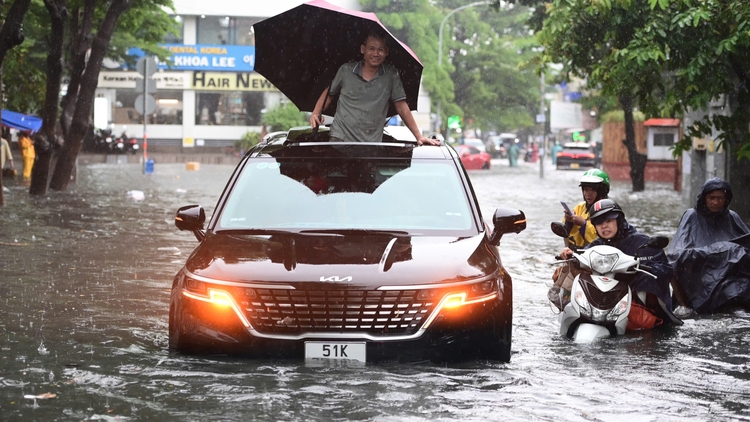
[1,136,15,175]
[18,131,35,182]
[309,32,439,147]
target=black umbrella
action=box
[253,0,423,118]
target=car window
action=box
[217,157,474,233]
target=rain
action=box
[1,160,748,421]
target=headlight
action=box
[574,288,592,317]
[606,296,629,321]
[589,251,619,273]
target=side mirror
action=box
[489,208,526,245]
[646,235,669,250]
[550,221,568,238]
[175,205,205,241]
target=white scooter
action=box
[549,222,676,343]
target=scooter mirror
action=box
[550,221,568,238]
[646,235,669,249]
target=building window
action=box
[653,133,675,147]
[164,15,184,44]
[196,91,264,126]
[113,89,183,125]
[197,16,231,45]
[197,16,258,45]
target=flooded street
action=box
[1,158,748,421]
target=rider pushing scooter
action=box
[555,199,682,333]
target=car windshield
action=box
[216,154,475,234]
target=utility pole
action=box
[539,72,546,179]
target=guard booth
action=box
[601,118,681,190]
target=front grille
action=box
[235,287,435,336]
[581,278,629,309]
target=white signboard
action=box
[550,101,583,130]
[98,71,191,90]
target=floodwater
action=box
[1,158,748,421]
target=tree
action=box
[263,103,308,132]
[22,0,175,194]
[0,0,32,206]
[625,0,750,215]
[359,0,539,135]
[536,0,665,191]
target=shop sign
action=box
[191,72,277,91]
[128,44,255,72]
[98,71,191,89]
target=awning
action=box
[643,118,680,127]
[1,109,43,134]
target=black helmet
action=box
[589,199,624,226]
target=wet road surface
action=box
[1,158,748,421]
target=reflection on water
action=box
[0,162,748,421]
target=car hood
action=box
[183,232,500,285]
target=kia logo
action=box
[320,276,353,282]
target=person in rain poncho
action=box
[667,177,750,314]
[18,131,35,182]
[309,32,438,147]
[508,140,519,167]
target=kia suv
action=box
[170,127,526,363]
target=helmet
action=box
[589,199,624,226]
[579,168,610,197]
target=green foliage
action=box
[0,0,177,116]
[262,103,307,132]
[600,110,645,123]
[359,0,540,134]
[235,131,260,152]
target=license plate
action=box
[570,163,580,168]
[305,342,366,362]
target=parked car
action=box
[170,126,526,363]
[485,133,517,158]
[555,142,597,170]
[454,144,492,170]
[462,137,488,153]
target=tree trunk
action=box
[50,0,131,191]
[0,0,33,206]
[0,66,4,207]
[619,94,646,192]
[59,0,95,135]
[30,0,68,196]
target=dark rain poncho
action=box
[588,221,674,310]
[666,178,750,313]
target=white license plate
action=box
[305,342,366,362]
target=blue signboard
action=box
[128,44,255,72]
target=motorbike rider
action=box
[559,199,679,327]
[563,169,610,248]
[667,177,750,314]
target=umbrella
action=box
[253,0,423,118]
[1,110,43,134]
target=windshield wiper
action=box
[299,229,410,237]
[217,228,303,236]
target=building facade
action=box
[94,0,431,150]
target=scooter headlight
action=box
[606,296,629,321]
[589,251,619,274]
[574,288,592,317]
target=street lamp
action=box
[436,1,490,133]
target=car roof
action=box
[249,126,450,160]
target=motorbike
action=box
[549,222,681,343]
[115,127,139,154]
